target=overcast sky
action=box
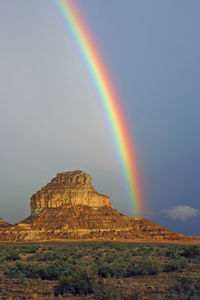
[0,0,200,235]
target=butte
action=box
[0,170,194,242]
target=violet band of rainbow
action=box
[55,0,144,216]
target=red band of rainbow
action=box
[55,0,145,216]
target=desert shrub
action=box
[19,245,39,254]
[38,249,71,262]
[137,247,151,256]
[54,269,95,296]
[67,257,81,266]
[179,276,194,292]
[112,245,124,252]
[16,272,27,283]
[5,249,20,261]
[128,258,161,276]
[63,267,73,277]
[155,247,165,256]
[38,264,63,280]
[165,247,178,259]
[194,277,200,291]
[0,290,9,296]
[163,257,187,272]
[90,244,102,251]
[10,262,40,278]
[72,250,84,259]
[99,241,112,248]
[181,245,200,258]
[130,249,138,256]
[0,255,5,264]
[26,255,36,261]
[104,252,122,263]
[98,261,131,278]
[8,261,70,280]
[169,276,198,299]
[98,264,113,278]
[111,262,131,277]
[98,257,161,278]
[28,251,60,262]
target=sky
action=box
[0,0,200,235]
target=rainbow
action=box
[54,0,144,216]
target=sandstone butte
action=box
[0,170,198,243]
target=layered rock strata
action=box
[0,170,194,242]
[0,218,11,228]
[30,170,112,215]
[0,205,187,242]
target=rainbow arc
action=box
[55,0,144,216]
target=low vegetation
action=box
[0,243,199,299]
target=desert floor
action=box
[0,241,200,299]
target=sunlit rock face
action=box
[30,170,112,215]
[0,171,193,242]
[0,218,11,228]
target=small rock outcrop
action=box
[30,171,112,215]
[0,218,11,228]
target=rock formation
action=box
[0,170,195,242]
[30,170,112,215]
[0,218,11,228]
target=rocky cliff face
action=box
[30,171,112,215]
[0,170,194,242]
